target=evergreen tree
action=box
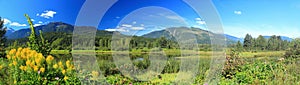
[256,35,267,50]
[156,37,168,48]
[281,40,289,50]
[276,36,282,50]
[243,34,252,51]
[267,35,276,50]
[0,17,6,57]
[235,41,243,52]
[284,38,300,58]
[251,38,257,51]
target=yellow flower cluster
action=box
[6,48,76,82]
[7,48,48,73]
[55,60,75,76]
[64,76,69,81]
[46,55,54,64]
[91,71,99,80]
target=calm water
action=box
[52,53,184,61]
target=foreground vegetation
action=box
[2,48,300,84]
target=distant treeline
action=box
[8,32,300,53]
[6,32,212,51]
[235,34,296,52]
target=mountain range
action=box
[5,28,15,36]
[6,22,74,39]
[143,27,226,44]
[5,22,293,44]
[263,36,292,41]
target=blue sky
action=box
[1,0,300,38]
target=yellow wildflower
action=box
[16,48,22,56]
[58,61,64,69]
[9,49,16,55]
[46,55,54,64]
[35,58,42,65]
[63,76,68,81]
[14,80,17,84]
[33,66,39,72]
[13,61,17,66]
[66,65,75,72]
[37,53,43,59]
[66,60,71,68]
[62,69,66,75]
[12,56,17,60]
[40,67,45,73]
[26,60,30,66]
[91,71,99,80]
[53,64,58,69]
[0,65,3,70]
[19,65,26,71]
[20,55,26,59]
[17,47,22,51]
[91,71,99,77]
[9,63,12,67]
[6,55,11,60]
[30,61,35,68]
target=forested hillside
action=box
[6,22,246,51]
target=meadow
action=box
[2,48,300,84]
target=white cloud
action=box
[195,18,206,25]
[37,10,57,19]
[3,18,11,25]
[195,18,202,21]
[105,29,116,31]
[132,21,137,24]
[165,15,183,21]
[34,24,42,27]
[234,11,242,15]
[121,24,132,27]
[196,21,206,25]
[105,28,127,32]
[192,25,202,28]
[106,23,146,32]
[31,19,35,22]
[10,22,27,27]
[3,18,27,27]
[38,21,43,24]
[131,27,145,30]
[120,24,145,31]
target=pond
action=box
[51,52,213,76]
[52,52,186,61]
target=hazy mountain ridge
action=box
[142,27,239,44]
[6,22,123,39]
[263,36,292,41]
[7,22,74,39]
[6,21,293,44]
[5,27,15,36]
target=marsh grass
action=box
[2,49,300,84]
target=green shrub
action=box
[24,14,52,56]
[222,49,244,79]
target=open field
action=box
[24,50,297,84]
